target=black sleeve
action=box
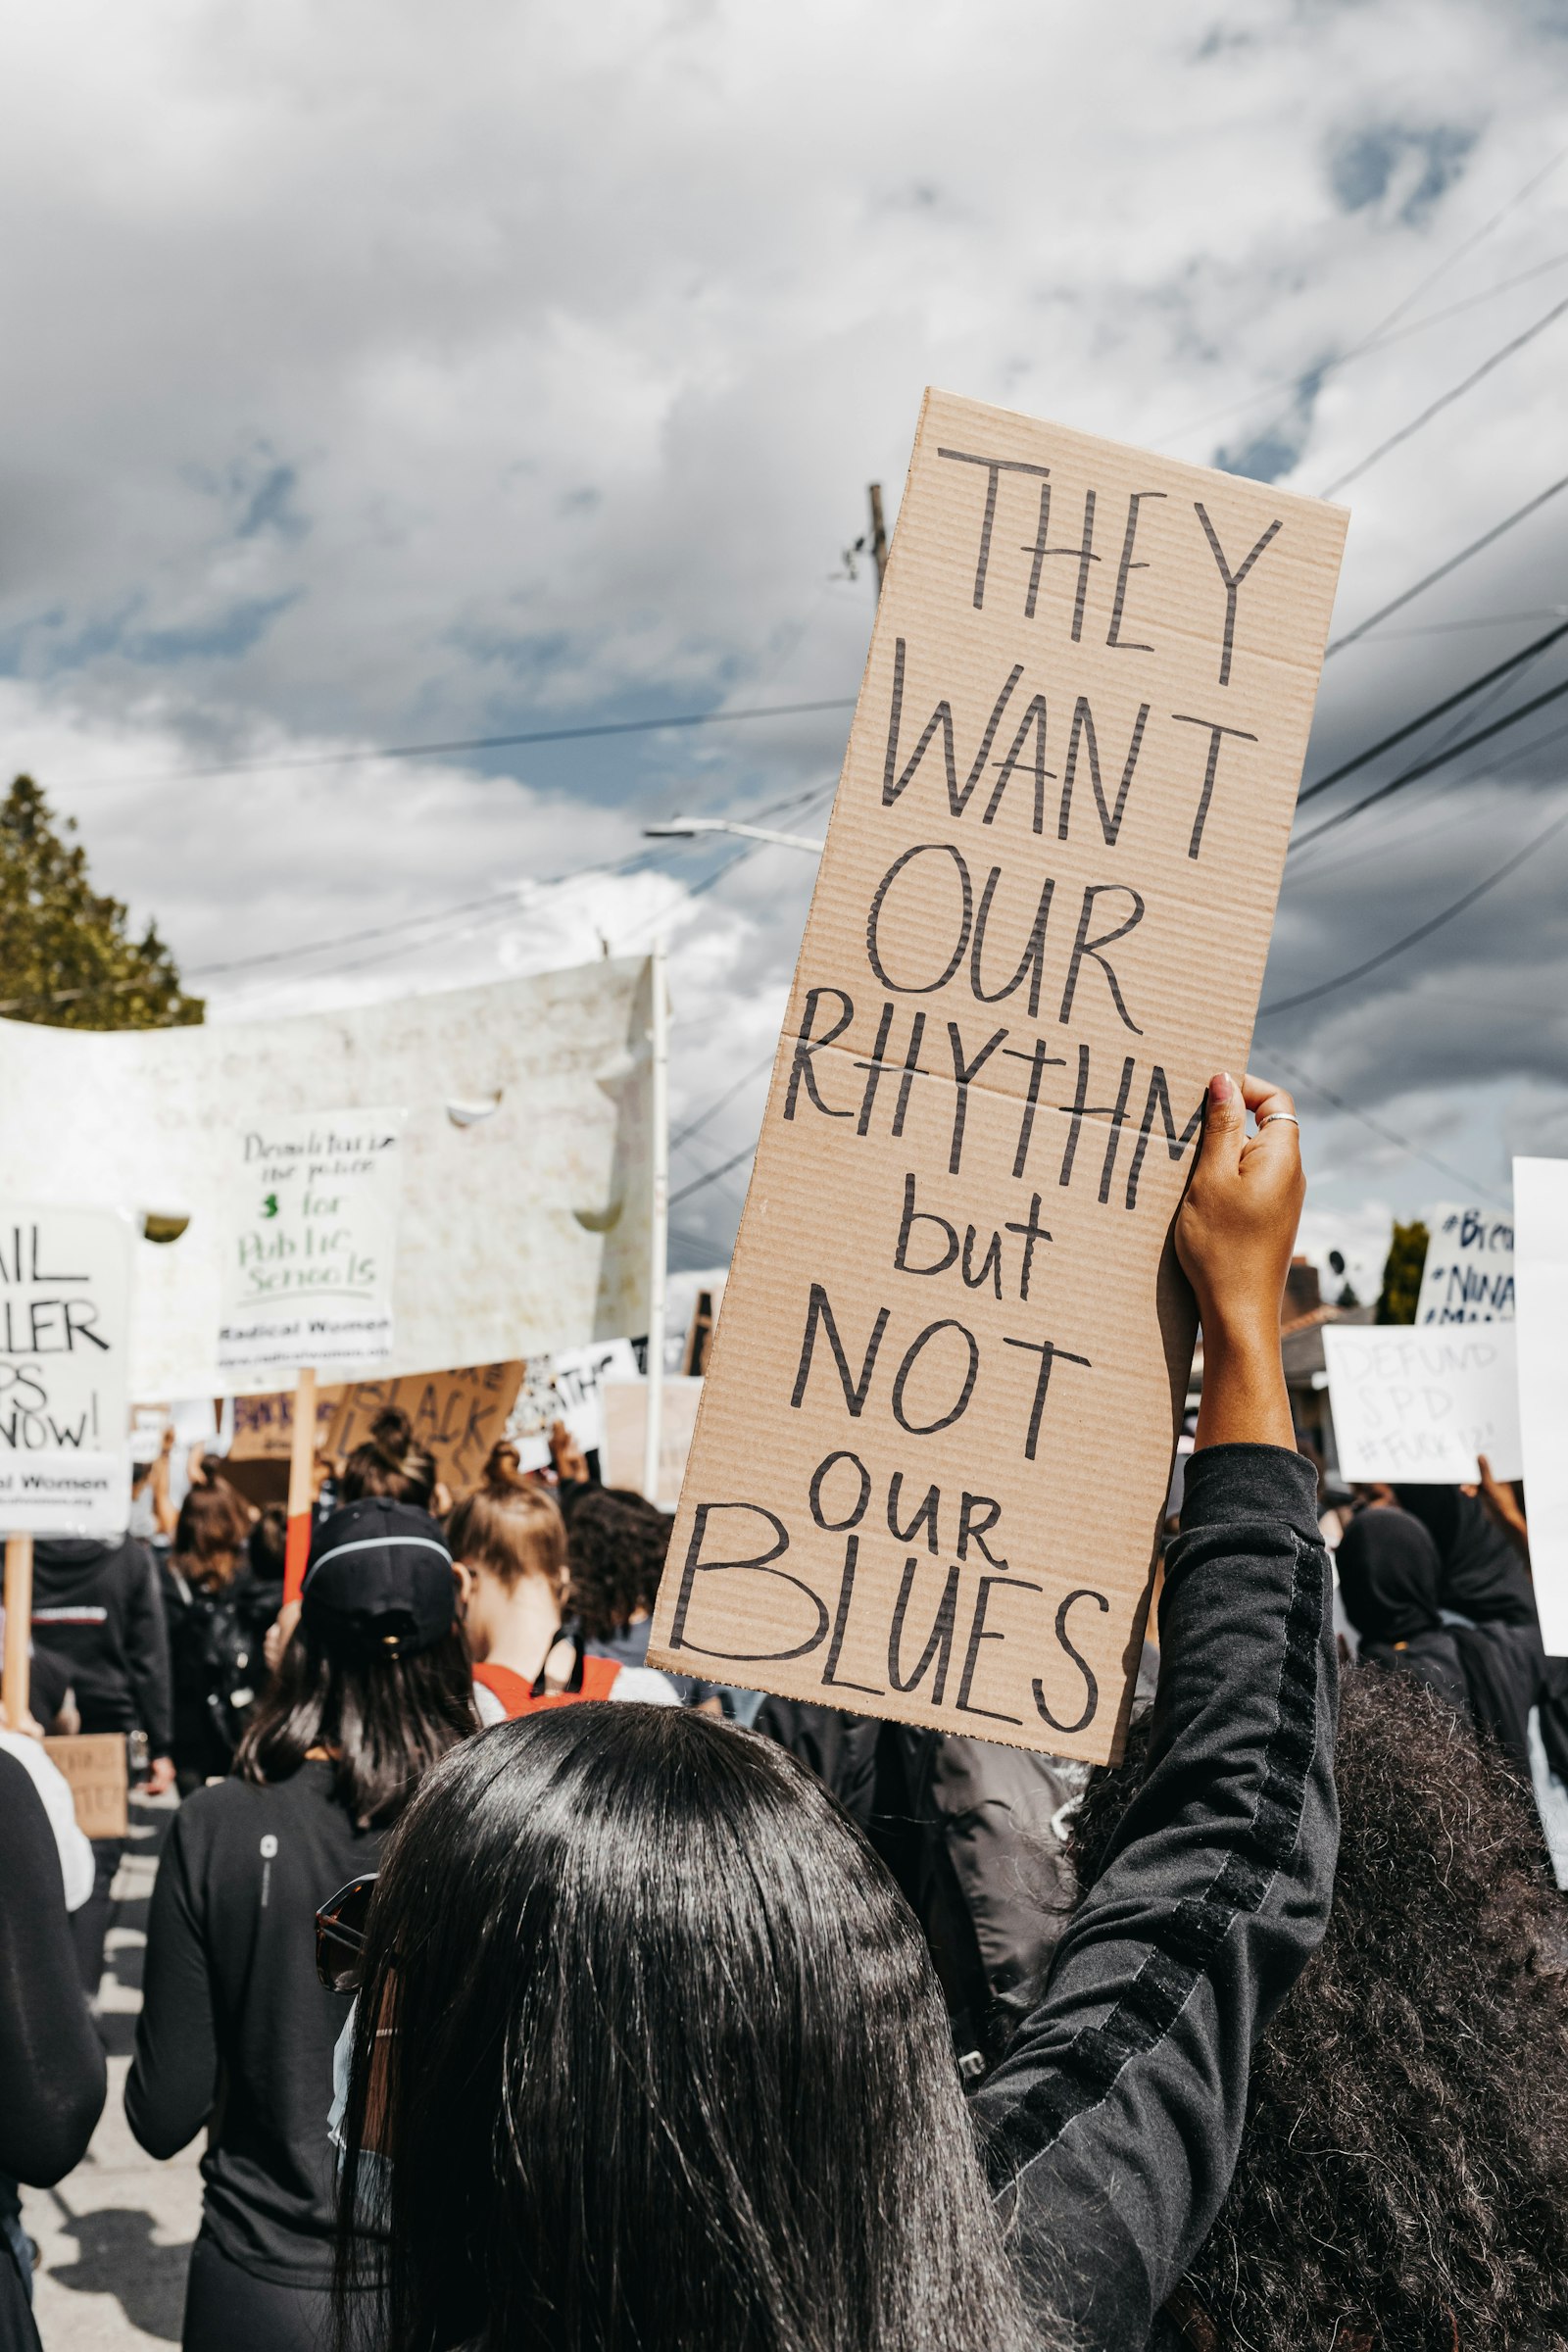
[0,1755,106,2183]
[123,1544,173,1753]
[970,1445,1338,2352]
[125,1806,220,2158]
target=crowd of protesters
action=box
[6,1071,1568,2351]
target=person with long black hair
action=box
[126,1497,476,2352]
[331,1071,1340,2352]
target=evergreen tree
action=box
[0,776,202,1029]
[1375,1219,1430,1325]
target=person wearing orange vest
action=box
[449,1449,678,1724]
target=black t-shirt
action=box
[0,1751,106,2352]
[125,1762,382,2285]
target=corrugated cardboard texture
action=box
[44,1733,129,1839]
[650,389,1347,1761]
[325,1362,526,1496]
[229,1385,345,1462]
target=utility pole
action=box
[868,483,887,599]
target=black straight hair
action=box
[235,1623,476,1829]
[335,1705,1035,2352]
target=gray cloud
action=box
[0,0,1562,1266]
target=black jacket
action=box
[0,1751,107,2352]
[31,1536,172,1752]
[974,1443,1338,2351]
[1339,1502,1547,1786]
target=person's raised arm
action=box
[1178,1070,1300,1453]
[971,1071,1336,2352]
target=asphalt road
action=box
[22,1799,203,2350]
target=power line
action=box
[1153,148,1568,454]
[671,1048,778,1151]
[1262,797,1568,1017]
[0,774,834,1015]
[669,1142,756,1208]
[1298,619,1568,806]
[1288,670,1568,856]
[1285,707,1568,887]
[1365,608,1568,641]
[59,695,858,794]
[185,859,642,981]
[1319,287,1568,499]
[1265,1049,1507,1205]
[194,773,839,991]
[1324,474,1568,656]
[1162,252,1568,455]
[1354,140,1568,344]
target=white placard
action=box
[1414,1201,1515,1325]
[217,1108,405,1383]
[0,956,656,1398]
[601,1375,702,1511]
[1324,1322,1522,1484]
[0,1207,133,1537]
[1514,1157,1568,1654]
[505,1337,641,1471]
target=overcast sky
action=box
[4,0,1567,1284]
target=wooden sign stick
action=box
[2,1531,33,1725]
[283,1366,318,1606]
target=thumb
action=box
[1197,1070,1246,1176]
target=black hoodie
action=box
[31,1535,173,1753]
[1337,1504,1546,1784]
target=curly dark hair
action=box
[564,1487,672,1642]
[1074,1664,1568,2350]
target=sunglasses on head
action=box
[315,1873,379,1994]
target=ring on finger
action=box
[1256,1112,1299,1130]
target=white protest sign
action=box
[0,1208,133,1537]
[602,1375,703,1511]
[505,1338,640,1471]
[1513,1157,1568,1654]
[1323,1322,1522,1484]
[217,1108,405,1384]
[0,957,656,1398]
[1414,1201,1514,1325]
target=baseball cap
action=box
[302,1497,456,1658]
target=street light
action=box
[643,815,824,855]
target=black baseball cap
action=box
[302,1497,456,1658]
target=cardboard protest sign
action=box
[229,1384,342,1463]
[1323,1323,1522,1484]
[650,390,1347,1759]
[505,1339,640,1472]
[217,1109,405,1385]
[1414,1201,1514,1325]
[1512,1157,1568,1653]
[43,1734,129,1840]
[326,1362,525,1496]
[602,1375,703,1511]
[0,958,656,1397]
[0,1209,133,1538]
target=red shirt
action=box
[472,1653,622,1720]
